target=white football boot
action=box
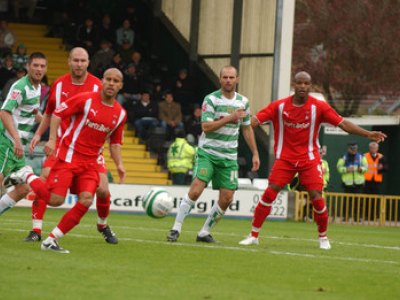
[319,237,331,250]
[239,235,259,246]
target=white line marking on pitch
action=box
[2,217,399,251]
[0,227,399,266]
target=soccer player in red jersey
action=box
[6,68,126,253]
[25,48,119,244]
[239,71,386,249]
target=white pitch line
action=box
[0,227,399,266]
[270,251,399,265]
[1,218,400,251]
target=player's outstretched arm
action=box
[44,115,61,157]
[0,110,23,158]
[110,144,125,184]
[241,125,260,172]
[338,119,387,143]
[30,113,51,153]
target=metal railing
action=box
[294,191,399,226]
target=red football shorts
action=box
[97,153,107,174]
[268,159,323,191]
[42,154,57,169]
[43,154,107,174]
[47,159,100,197]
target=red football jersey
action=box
[54,91,126,163]
[45,73,102,139]
[255,95,343,162]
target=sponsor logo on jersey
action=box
[283,120,310,129]
[86,120,111,133]
[10,90,21,100]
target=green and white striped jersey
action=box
[199,90,251,160]
[0,75,41,145]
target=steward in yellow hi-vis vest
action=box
[167,130,196,185]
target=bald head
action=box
[103,68,123,81]
[293,71,312,103]
[69,47,89,60]
[68,47,89,80]
[294,71,312,83]
[220,65,238,77]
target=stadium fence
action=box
[294,191,399,226]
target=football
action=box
[142,187,174,218]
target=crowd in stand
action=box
[0,1,203,146]
[45,1,202,144]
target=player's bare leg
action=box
[196,188,234,243]
[25,166,51,242]
[309,190,331,250]
[239,184,280,246]
[167,177,206,242]
[96,172,118,244]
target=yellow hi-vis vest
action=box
[167,138,196,174]
[364,152,383,182]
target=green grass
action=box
[1,208,399,300]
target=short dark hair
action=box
[28,52,47,64]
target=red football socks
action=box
[56,202,89,235]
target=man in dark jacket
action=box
[131,90,159,140]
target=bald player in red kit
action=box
[239,71,386,250]
[6,68,126,253]
[25,47,119,245]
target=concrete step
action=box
[110,171,168,179]
[103,150,150,159]
[120,177,171,185]
[105,157,157,165]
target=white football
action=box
[142,188,174,218]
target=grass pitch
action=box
[0,207,399,300]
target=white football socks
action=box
[172,194,195,232]
[198,203,224,237]
[0,193,16,215]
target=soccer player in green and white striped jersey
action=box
[167,66,260,243]
[0,52,47,216]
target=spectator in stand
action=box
[159,90,184,140]
[151,79,164,103]
[184,105,202,145]
[131,90,158,141]
[116,19,134,49]
[120,4,138,30]
[90,40,115,78]
[0,0,9,20]
[172,68,195,115]
[117,63,142,106]
[129,50,149,79]
[0,20,15,58]
[98,14,116,48]
[167,129,196,185]
[76,17,98,56]
[118,40,135,65]
[12,44,29,70]
[0,55,16,93]
[110,52,125,72]
[1,67,26,101]
[13,0,37,21]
